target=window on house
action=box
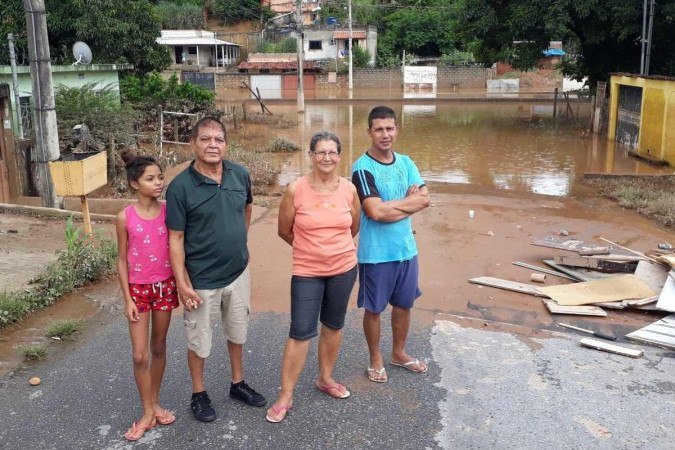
[188,46,197,55]
[308,40,322,50]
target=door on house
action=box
[250,75,282,99]
[174,46,183,64]
[615,85,642,150]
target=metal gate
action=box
[250,75,282,99]
[615,85,642,149]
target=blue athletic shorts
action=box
[357,256,422,314]
[289,265,357,340]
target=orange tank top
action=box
[292,175,357,277]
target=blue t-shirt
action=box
[351,151,424,264]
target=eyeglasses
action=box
[312,151,340,159]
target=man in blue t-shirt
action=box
[351,106,430,383]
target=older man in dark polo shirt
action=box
[166,116,266,422]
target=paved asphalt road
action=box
[0,307,673,449]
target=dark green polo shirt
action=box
[166,160,253,289]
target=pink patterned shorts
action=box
[129,275,179,313]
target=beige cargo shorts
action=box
[183,267,250,358]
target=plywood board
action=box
[542,299,607,316]
[633,261,669,293]
[468,277,546,297]
[580,338,643,358]
[539,274,655,306]
[626,314,675,350]
[655,272,675,312]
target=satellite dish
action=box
[72,41,92,65]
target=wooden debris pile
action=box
[468,236,675,357]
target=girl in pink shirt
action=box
[115,154,178,441]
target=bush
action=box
[353,45,372,68]
[439,50,475,66]
[120,72,216,118]
[54,83,137,151]
[258,38,297,54]
[267,137,300,153]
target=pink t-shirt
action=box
[125,203,173,284]
[292,176,357,277]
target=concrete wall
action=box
[349,66,489,89]
[608,74,675,166]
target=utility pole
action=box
[296,0,305,112]
[645,0,655,75]
[348,0,353,94]
[7,33,24,139]
[640,0,647,74]
[24,0,60,207]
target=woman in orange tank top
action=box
[266,131,360,423]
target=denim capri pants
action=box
[289,265,357,340]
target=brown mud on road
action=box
[249,182,674,339]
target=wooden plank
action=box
[539,274,655,306]
[595,301,627,310]
[580,338,644,358]
[468,277,546,297]
[553,255,637,273]
[655,271,675,312]
[512,261,578,281]
[531,238,609,254]
[542,299,607,316]
[624,296,658,306]
[590,254,649,262]
[657,255,675,269]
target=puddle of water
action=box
[0,281,117,378]
[226,102,671,197]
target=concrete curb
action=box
[0,202,116,223]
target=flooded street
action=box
[220,98,672,197]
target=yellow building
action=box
[608,73,675,166]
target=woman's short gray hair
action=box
[309,131,341,154]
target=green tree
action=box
[212,0,261,23]
[155,1,205,29]
[0,0,170,73]
[453,0,675,85]
[377,5,456,62]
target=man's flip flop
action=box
[391,359,428,373]
[315,382,351,399]
[367,367,388,383]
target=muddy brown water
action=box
[217,101,673,193]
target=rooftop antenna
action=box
[72,41,92,65]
